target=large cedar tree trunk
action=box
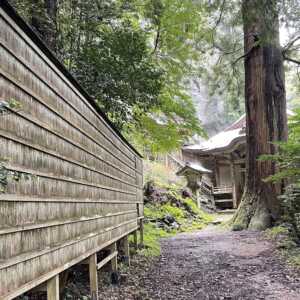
[232,0,288,230]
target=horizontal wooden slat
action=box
[0,105,137,183]
[1,227,137,300]
[0,218,138,270]
[0,210,136,235]
[5,164,136,195]
[0,69,138,177]
[0,194,143,204]
[97,251,118,270]
[0,130,140,189]
[0,3,144,297]
[0,13,139,162]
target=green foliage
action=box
[0,164,8,193]
[142,200,212,256]
[265,225,300,267]
[277,185,300,236]
[265,226,290,240]
[143,160,185,188]
[286,248,300,267]
[144,205,164,219]
[140,222,174,256]
[161,203,185,220]
[128,0,207,152]
[183,198,213,222]
[8,98,22,110]
[142,177,213,256]
[73,21,164,130]
[183,198,200,215]
[10,0,204,154]
[0,99,21,114]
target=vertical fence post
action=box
[109,242,118,272]
[137,203,144,248]
[47,275,59,300]
[139,218,144,247]
[133,230,138,251]
[121,235,130,266]
[89,253,98,300]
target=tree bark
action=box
[232,0,288,230]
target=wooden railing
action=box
[213,186,233,194]
[199,180,213,195]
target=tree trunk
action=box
[232,0,288,230]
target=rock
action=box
[182,188,193,199]
[161,214,176,226]
[111,272,120,285]
[143,181,168,204]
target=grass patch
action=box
[140,161,214,257]
[144,160,185,188]
[265,225,300,268]
[139,222,175,256]
[142,199,213,256]
[265,226,290,239]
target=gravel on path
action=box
[96,226,300,300]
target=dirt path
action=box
[97,226,300,300]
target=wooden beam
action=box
[139,219,144,247]
[109,243,118,273]
[89,254,99,300]
[108,242,118,285]
[133,230,138,251]
[47,275,59,300]
[1,226,138,300]
[230,160,237,209]
[121,235,130,266]
[97,251,118,270]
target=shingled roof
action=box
[183,116,246,155]
[183,109,294,156]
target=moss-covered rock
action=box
[142,180,213,256]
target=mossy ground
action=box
[265,226,300,267]
[140,194,213,256]
[138,160,214,256]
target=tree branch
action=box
[232,41,259,66]
[152,25,161,55]
[282,35,300,53]
[214,0,226,30]
[284,55,300,65]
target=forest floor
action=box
[94,224,300,300]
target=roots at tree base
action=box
[230,192,274,231]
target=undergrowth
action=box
[140,193,213,256]
[137,160,214,257]
[265,226,300,267]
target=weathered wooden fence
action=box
[0,1,143,299]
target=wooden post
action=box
[89,253,98,300]
[196,190,201,208]
[133,230,138,251]
[47,275,59,300]
[139,219,144,247]
[109,242,118,284]
[121,235,130,266]
[109,242,118,272]
[230,160,237,209]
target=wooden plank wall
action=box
[0,3,143,299]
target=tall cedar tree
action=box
[232,0,288,230]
